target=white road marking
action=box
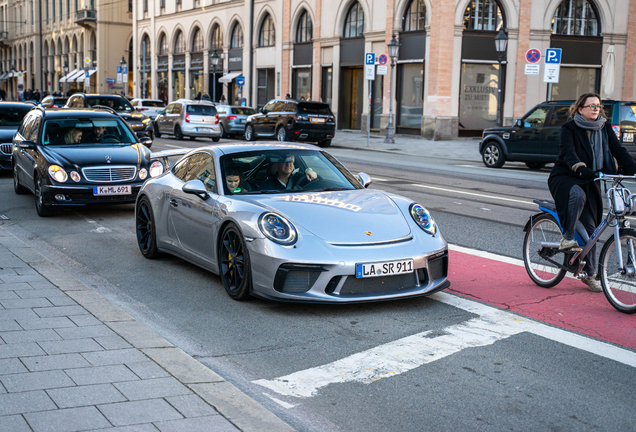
[481,208,491,211]
[410,183,535,206]
[263,393,296,409]
[253,244,636,403]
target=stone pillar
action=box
[311,0,322,100]
[512,0,532,119]
[380,0,395,135]
[203,49,209,95]
[281,0,292,97]
[168,54,173,102]
[185,53,190,99]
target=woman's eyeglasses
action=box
[584,104,604,110]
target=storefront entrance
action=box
[340,66,363,130]
[397,63,424,134]
[257,68,275,109]
[459,62,500,133]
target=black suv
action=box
[479,100,636,169]
[244,99,335,147]
[65,94,153,144]
[0,102,36,170]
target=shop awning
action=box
[218,72,242,83]
[0,72,8,81]
[66,69,86,82]
[71,68,97,82]
[5,71,14,78]
[59,69,79,83]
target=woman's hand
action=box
[576,166,595,180]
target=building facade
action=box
[0,0,132,99]
[131,0,635,139]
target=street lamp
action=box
[384,34,400,144]
[210,51,220,102]
[494,28,508,127]
[120,56,127,97]
[63,62,68,97]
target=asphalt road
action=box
[1,136,635,431]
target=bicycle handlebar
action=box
[595,173,636,182]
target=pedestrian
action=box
[194,92,202,101]
[548,92,636,292]
[219,94,227,104]
[285,93,291,100]
[24,88,32,101]
[0,88,6,101]
[33,89,40,101]
[43,90,49,98]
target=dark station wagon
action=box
[480,100,636,169]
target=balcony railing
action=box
[75,9,97,24]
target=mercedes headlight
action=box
[139,168,148,180]
[70,171,81,182]
[149,161,164,178]
[258,212,297,245]
[142,117,151,125]
[409,203,437,235]
[48,165,68,183]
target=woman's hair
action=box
[569,92,605,119]
[64,127,81,143]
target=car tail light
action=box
[294,115,309,121]
[227,115,237,120]
[612,125,621,140]
[214,114,219,124]
[52,105,58,108]
[185,112,190,123]
[139,107,148,111]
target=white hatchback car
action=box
[154,100,221,142]
[130,99,166,120]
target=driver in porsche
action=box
[259,154,317,191]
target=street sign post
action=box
[378,54,388,66]
[117,66,122,84]
[377,65,388,75]
[236,76,245,86]
[543,48,561,84]
[364,53,376,148]
[123,66,128,83]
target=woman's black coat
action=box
[548,120,636,231]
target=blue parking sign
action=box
[545,48,562,64]
[237,76,245,86]
[365,53,375,65]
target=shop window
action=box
[549,67,599,101]
[459,63,500,130]
[463,0,503,31]
[174,31,185,55]
[552,0,599,36]
[231,23,243,49]
[296,10,312,43]
[259,14,275,47]
[402,0,425,32]
[192,28,203,52]
[322,67,332,107]
[398,63,424,128]
[344,2,364,38]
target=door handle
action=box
[170,199,178,207]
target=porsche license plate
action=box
[310,117,326,123]
[93,185,132,196]
[356,259,414,278]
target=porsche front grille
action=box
[0,143,11,154]
[82,166,137,182]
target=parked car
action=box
[153,100,221,142]
[12,107,162,217]
[39,96,68,108]
[64,93,154,143]
[130,98,166,120]
[215,105,256,138]
[0,102,36,170]
[480,99,636,169]
[244,99,335,147]
[138,143,449,302]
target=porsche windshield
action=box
[42,118,137,145]
[219,149,363,195]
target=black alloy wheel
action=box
[13,164,27,194]
[218,223,251,300]
[482,141,506,168]
[34,175,52,217]
[318,139,332,148]
[212,136,220,143]
[220,124,227,138]
[525,162,546,170]
[174,125,184,140]
[190,136,197,141]
[136,197,160,258]
[245,124,256,141]
[154,123,162,138]
[277,126,288,142]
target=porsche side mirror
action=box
[19,140,36,149]
[357,172,372,188]
[182,179,209,200]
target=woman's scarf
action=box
[574,113,607,171]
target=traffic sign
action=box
[525,49,541,63]
[545,48,562,64]
[365,53,375,80]
[84,57,91,66]
[106,78,116,83]
[236,76,245,86]
[378,54,388,66]
[123,66,128,83]
[377,65,388,75]
[117,66,122,84]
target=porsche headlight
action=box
[410,203,437,235]
[258,212,297,245]
[139,168,148,180]
[70,171,81,182]
[149,161,164,177]
[142,117,151,125]
[48,165,68,183]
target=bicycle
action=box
[523,173,636,314]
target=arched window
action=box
[174,30,185,54]
[210,24,223,51]
[192,28,203,52]
[231,23,243,48]
[552,0,599,36]
[343,2,364,38]
[463,0,504,31]
[259,13,275,47]
[141,34,151,57]
[158,33,168,55]
[296,10,312,43]
[402,0,425,32]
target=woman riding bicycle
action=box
[548,92,636,292]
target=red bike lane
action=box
[448,247,636,350]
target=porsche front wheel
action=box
[219,223,252,300]
[136,197,160,258]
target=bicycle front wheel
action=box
[523,214,567,288]
[599,229,636,314]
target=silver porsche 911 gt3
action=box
[136,142,449,302]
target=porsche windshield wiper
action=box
[249,189,283,194]
[318,187,351,192]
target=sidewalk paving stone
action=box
[0,282,35,292]
[48,296,79,307]
[154,416,239,432]
[95,335,134,350]
[165,394,219,418]
[0,341,46,358]
[0,274,48,283]
[46,383,127,408]
[0,414,32,432]
[142,348,224,384]
[0,320,22,331]
[82,348,150,366]
[21,353,92,372]
[17,316,77,330]
[24,406,111,432]
[68,314,102,327]
[106,322,174,349]
[66,364,140,386]
[54,324,116,340]
[98,399,184,426]
[34,305,89,318]
[38,338,104,355]
[0,328,61,343]
[16,288,70,299]
[1,298,54,309]
[114,377,192,401]
[0,291,20,300]
[0,358,29,375]
[0,390,57,416]
[1,369,76,392]
[0,308,40,321]
[126,360,170,379]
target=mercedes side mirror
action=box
[19,140,36,149]
[515,119,523,128]
[139,136,153,148]
[182,179,209,200]
[357,172,372,188]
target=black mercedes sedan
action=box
[0,102,37,170]
[12,107,164,216]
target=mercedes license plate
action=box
[356,259,414,278]
[310,117,326,123]
[93,185,132,196]
[624,133,634,143]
